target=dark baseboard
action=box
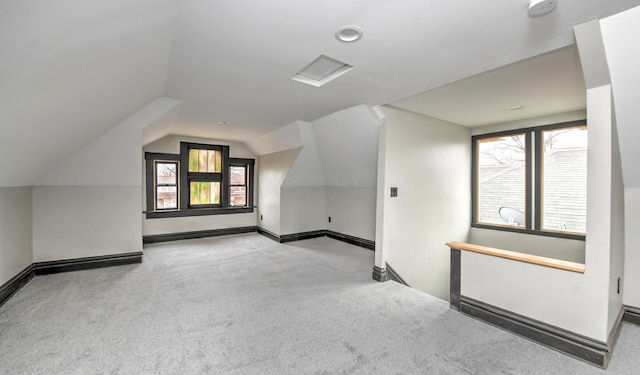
[143,226,257,244]
[623,305,640,326]
[459,296,613,368]
[372,265,389,282]
[0,265,35,308]
[34,252,143,276]
[326,230,375,250]
[385,262,410,286]
[257,228,375,251]
[280,230,327,243]
[256,227,281,242]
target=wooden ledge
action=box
[446,241,585,274]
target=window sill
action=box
[145,206,255,219]
[471,223,586,241]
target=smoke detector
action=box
[528,0,558,17]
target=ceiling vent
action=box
[292,55,353,87]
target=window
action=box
[145,143,255,218]
[184,144,224,208]
[472,120,587,239]
[145,153,181,212]
[156,161,179,209]
[229,160,253,207]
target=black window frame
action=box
[229,158,255,208]
[145,153,181,212]
[181,142,227,209]
[471,120,587,241]
[144,142,255,219]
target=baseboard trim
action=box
[623,305,640,326]
[257,228,375,251]
[0,264,35,308]
[256,227,281,242]
[34,252,143,275]
[280,230,327,243]
[372,265,389,282]
[143,226,257,244]
[326,230,375,250]
[385,262,409,286]
[459,296,612,368]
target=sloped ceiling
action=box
[1,0,639,186]
[0,0,178,186]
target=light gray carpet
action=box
[1,233,639,374]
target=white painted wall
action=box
[624,188,640,307]
[277,122,327,235]
[326,186,376,241]
[281,186,327,235]
[376,106,470,300]
[600,6,640,310]
[251,106,381,241]
[0,187,33,286]
[282,122,325,187]
[608,108,625,335]
[311,105,380,187]
[32,98,177,261]
[32,186,141,262]
[246,121,304,156]
[468,228,585,263]
[257,148,301,236]
[311,105,380,240]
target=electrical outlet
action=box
[328,216,331,223]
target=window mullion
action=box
[533,130,543,231]
[222,146,230,207]
[471,137,479,226]
[524,131,533,230]
[179,143,189,210]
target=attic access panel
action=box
[292,55,353,87]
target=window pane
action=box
[189,149,222,173]
[189,182,220,205]
[230,186,246,206]
[211,182,220,204]
[207,150,216,173]
[542,127,587,233]
[213,151,222,172]
[156,162,177,184]
[199,150,208,172]
[230,166,245,185]
[156,186,177,209]
[189,150,199,172]
[190,181,199,204]
[477,134,526,227]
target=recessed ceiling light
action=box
[528,0,558,17]
[335,25,363,43]
[507,105,525,111]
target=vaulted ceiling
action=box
[1,0,639,186]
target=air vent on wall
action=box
[292,55,353,87]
